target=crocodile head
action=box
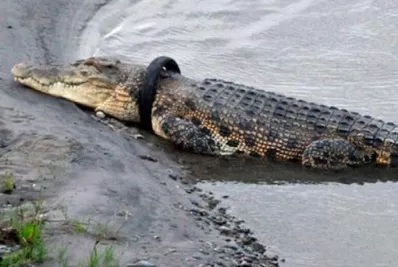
[11,57,147,122]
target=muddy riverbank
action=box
[0,0,280,266]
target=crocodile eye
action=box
[385,138,393,146]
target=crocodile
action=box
[10,56,398,169]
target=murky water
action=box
[78,0,398,266]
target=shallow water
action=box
[78,0,398,266]
[199,181,398,267]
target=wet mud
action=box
[0,0,280,266]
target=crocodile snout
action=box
[11,62,33,79]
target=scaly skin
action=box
[10,56,398,169]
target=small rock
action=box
[209,215,226,225]
[240,236,255,245]
[7,25,12,29]
[127,260,156,267]
[219,226,232,236]
[236,226,251,235]
[138,155,158,162]
[207,199,220,209]
[190,199,200,206]
[270,255,279,261]
[95,111,106,119]
[252,242,266,254]
[194,187,203,192]
[190,208,208,217]
[31,183,43,191]
[186,187,196,194]
[194,217,202,222]
[218,207,227,214]
[168,174,178,180]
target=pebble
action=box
[186,188,196,194]
[190,208,208,217]
[219,225,232,235]
[138,155,158,162]
[218,207,227,214]
[95,111,106,119]
[208,199,220,209]
[209,215,226,225]
[168,174,178,180]
[252,242,266,254]
[190,199,200,206]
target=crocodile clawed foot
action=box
[302,138,373,169]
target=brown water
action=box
[76,0,398,266]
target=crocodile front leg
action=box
[151,114,222,155]
[302,138,374,169]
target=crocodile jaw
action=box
[12,61,117,109]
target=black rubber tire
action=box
[139,56,181,131]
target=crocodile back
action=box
[186,78,398,163]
